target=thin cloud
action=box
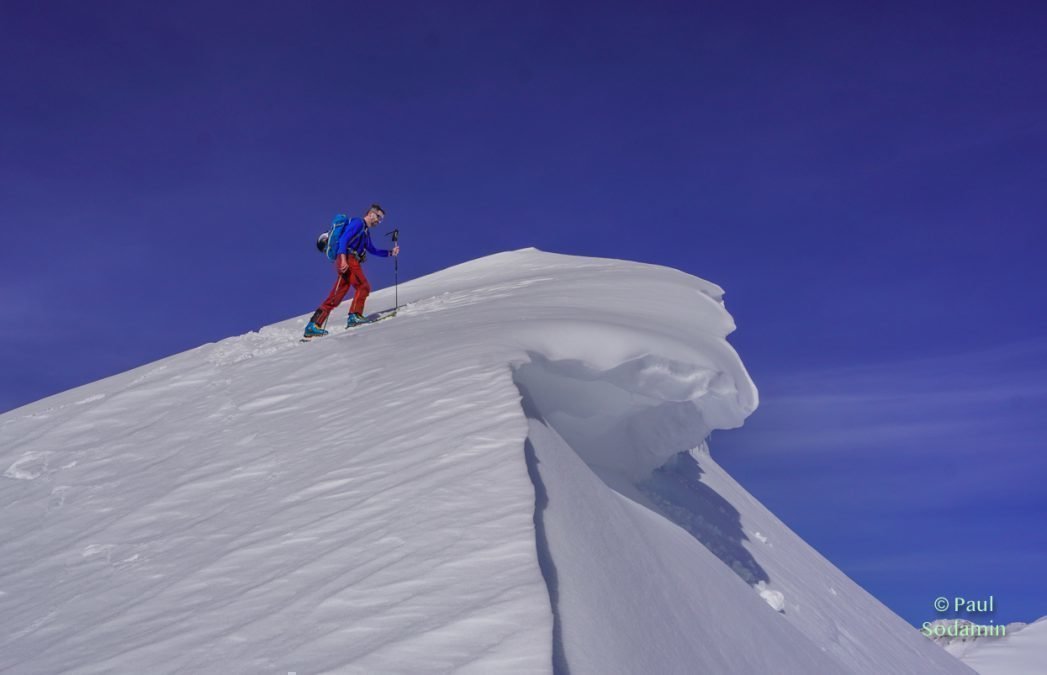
[742,338,1047,458]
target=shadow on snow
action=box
[514,352,769,670]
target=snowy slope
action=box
[956,617,1047,674]
[928,619,1028,660]
[1,249,970,673]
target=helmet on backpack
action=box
[316,214,351,261]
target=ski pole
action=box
[387,228,400,310]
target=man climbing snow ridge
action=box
[304,203,400,338]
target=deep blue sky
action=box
[3,1,1045,625]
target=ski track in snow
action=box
[0,249,972,673]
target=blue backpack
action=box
[316,214,350,262]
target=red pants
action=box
[313,257,370,327]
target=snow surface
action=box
[947,617,1047,674]
[927,619,1027,660]
[0,249,971,673]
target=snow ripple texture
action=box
[0,249,970,674]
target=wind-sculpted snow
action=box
[0,249,970,673]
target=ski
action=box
[351,306,404,326]
[346,312,395,330]
[301,306,404,341]
[364,307,401,323]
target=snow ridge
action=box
[1,249,969,673]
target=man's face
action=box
[365,209,385,227]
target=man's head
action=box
[363,203,385,227]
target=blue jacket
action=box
[336,218,390,259]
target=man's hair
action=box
[368,203,385,215]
